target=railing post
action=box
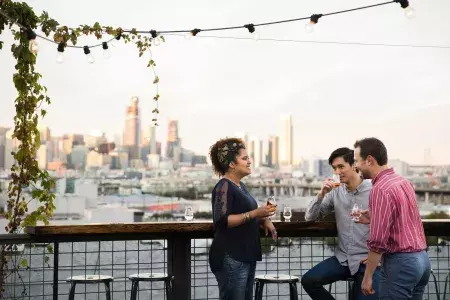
[168,235,191,299]
[53,242,59,300]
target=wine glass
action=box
[332,174,341,188]
[351,203,362,222]
[283,207,292,222]
[266,196,277,220]
[184,206,194,221]
[267,196,277,207]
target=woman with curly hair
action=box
[208,137,277,300]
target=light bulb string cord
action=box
[164,33,450,49]
[128,1,396,33]
[1,0,396,48]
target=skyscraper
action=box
[268,136,279,168]
[142,126,157,155]
[279,114,293,166]
[166,120,180,160]
[248,136,263,168]
[39,126,51,143]
[123,96,141,160]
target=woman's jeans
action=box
[213,253,257,300]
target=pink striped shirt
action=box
[367,168,427,254]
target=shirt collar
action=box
[344,178,370,194]
[372,167,394,185]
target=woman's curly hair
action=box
[209,137,246,176]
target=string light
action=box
[305,14,323,33]
[26,29,38,55]
[185,29,201,40]
[0,0,426,64]
[244,24,260,41]
[83,46,95,64]
[150,30,161,46]
[102,42,110,59]
[56,42,65,64]
[395,0,416,19]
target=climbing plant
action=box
[0,0,161,295]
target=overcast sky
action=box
[1,0,449,164]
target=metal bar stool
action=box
[254,274,299,300]
[128,273,174,300]
[430,269,441,300]
[443,268,450,300]
[66,275,113,300]
[328,277,355,300]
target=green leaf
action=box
[46,244,54,254]
[20,258,28,268]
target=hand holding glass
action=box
[332,174,341,188]
[266,196,277,219]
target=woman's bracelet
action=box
[242,212,251,223]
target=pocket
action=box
[391,256,421,288]
[223,254,245,274]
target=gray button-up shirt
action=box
[305,179,372,275]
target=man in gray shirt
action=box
[301,147,380,300]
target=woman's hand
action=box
[252,205,276,219]
[262,219,278,241]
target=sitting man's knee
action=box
[301,272,319,288]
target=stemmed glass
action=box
[283,207,292,222]
[184,206,194,221]
[351,203,362,222]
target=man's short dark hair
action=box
[328,147,355,166]
[354,137,388,166]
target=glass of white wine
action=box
[283,207,292,222]
[184,206,194,221]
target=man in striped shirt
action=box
[353,137,430,299]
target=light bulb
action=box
[102,42,110,59]
[103,48,110,59]
[404,6,416,19]
[252,32,260,41]
[29,40,38,55]
[56,51,64,64]
[110,33,121,47]
[153,37,161,46]
[83,46,95,64]
[305,22,315,33]
[185,29,200,40]
[86,54,95,64]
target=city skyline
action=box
[0,0,449,164]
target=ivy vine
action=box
[0,0,162,296]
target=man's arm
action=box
[364,189,396,277]
[305,189,335,221]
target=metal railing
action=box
[0,220,449,299]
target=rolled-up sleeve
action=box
[305,191,335,221]
[212,181,235,229]
[367,188,396,253]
